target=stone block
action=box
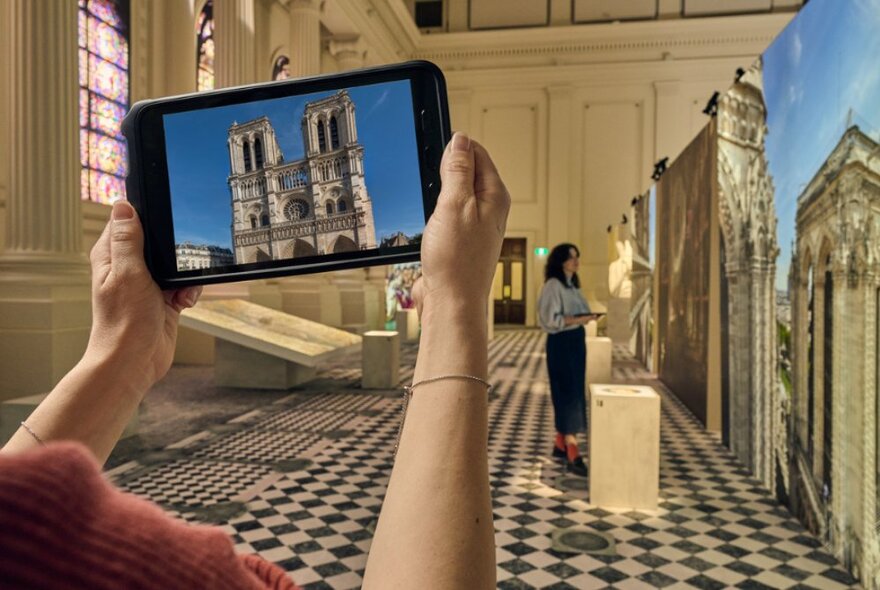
[589,384,660,510]
[585,319,598,337]
[1,392,139,446]
[362,331,400,389]
[395,308,420,341]
[214,339,316,389]
[586,336,612,384]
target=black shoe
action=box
[552,445,567,459]
[567,456,588,477]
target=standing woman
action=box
[538,244,598,476]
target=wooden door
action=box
[493,238,527,325]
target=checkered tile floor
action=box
[110,331,859,589]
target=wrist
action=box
[79,347,153,399]
[419,292,487,331]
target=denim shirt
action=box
[537,277,591,334]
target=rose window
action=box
[284,199,310,221]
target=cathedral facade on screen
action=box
[226,90,377,264]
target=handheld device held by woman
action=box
[122,61,450,289]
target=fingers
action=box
[167,286,202,313]
[109,201,148,280]
[438,132,475,207]
[472,140,510,235]
[472,140,506,201]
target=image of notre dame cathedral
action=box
[227,90,377,264]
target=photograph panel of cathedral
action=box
[163,80,425,271]
[715,0,880,580]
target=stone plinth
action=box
[586,336,612,384]
[585,319,598,337]
[361,331,400,389]
[395,308,420,342]
[215,339,316,389]
[180,299,361,390]
[1,393,139,445]
[589,385,660,510]
[174,282,283,366]
[605,298,632,344]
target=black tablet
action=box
[122,60,450,289]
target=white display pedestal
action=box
[585,320,598,338]
[362,331,400,389]
[589,384,660,510]
[1,393,139,445]
[395,308,420,342]
[586,336,613,384]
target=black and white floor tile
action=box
[110,331,860,589]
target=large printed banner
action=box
[650,1,880,584]
[655,125,715,427]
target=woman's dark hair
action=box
[545,243,580,288]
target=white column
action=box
[447,0,468,32]
[215,0,256,88]
[288,0,321,78]
[328,37,365,72]
[0,0,92,400]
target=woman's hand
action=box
[85,201,201,395]
[417,133,510,322]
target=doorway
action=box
[493,238,527,325]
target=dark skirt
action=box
[546,326,587,434]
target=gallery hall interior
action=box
[1,0,879,589]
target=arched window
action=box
[338,200,347,212]
[261,214,270,227]
[326,201,334,215]
[822,255,833,497]
[806,265,815,461]
[78,0,130,203]
[243,141,251,172]
[249,215,257,229]
[272,55,290,81]
[317,121,327,152]
[196,0,214,91]
[254,137,264,169]
[330,116,339,149]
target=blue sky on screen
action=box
[164,80,425,250]
[762,0,880,291]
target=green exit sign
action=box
[534,247,549,256]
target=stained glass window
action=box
[197,1,215,91]
[78,0,130,204]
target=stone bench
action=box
[180,299,361,390]
[395,308,420,342]
[361,331,400,389]
[1,393,139,445]
[589,384,660,510]
[586,336,613,384]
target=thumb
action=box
[109,201,147,277]
[438,132,475,206]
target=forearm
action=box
[0,353,146,464]
[363,302,495,590]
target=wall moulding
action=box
[413,13,792,68]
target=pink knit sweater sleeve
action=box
[0,442,299,590]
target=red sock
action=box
[555,433,565,450]
[566,443,580,462]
